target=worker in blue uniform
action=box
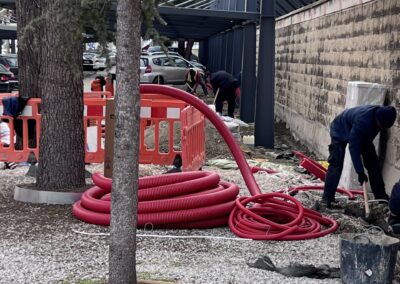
[209,71,240,118]
[322,105,397,208]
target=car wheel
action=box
[153,76,164,85]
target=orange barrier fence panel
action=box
[181,105,205,171]
[0,94,106,164]
[0,98,41,163]
[139,96,187,167]
[0,91,206,170]
[84,97,106,163]
[90,79,102,92]
[85,91,112,117]
[105,76,114,96]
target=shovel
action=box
[363,182,370,219]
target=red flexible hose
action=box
[73,172,239,227]
[72,85,338,240]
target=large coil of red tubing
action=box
[73,84,338,240]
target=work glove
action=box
[357,171,368,185]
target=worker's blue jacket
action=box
[330,105,381,173]
[210,71,239,93]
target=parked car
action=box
[83,53,95,70]
[140,52,204,84]
[83,52,107,71]
[0,63,17,92]
[0,54,18,79]
[107,52,205,85]
[189,61,207,72]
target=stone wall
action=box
[275,0,400,190]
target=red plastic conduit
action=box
[73,85,338,240]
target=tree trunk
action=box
[109,0,141,283]
[184,39,194,60]
[15,0,43,98]
[36,0,85,190]
[178,39,185,57]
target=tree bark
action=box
[184,39,194,60]
[178,39,185,57]
[36,0,85,189]
[15,0,43,98]
[109,0,141,283]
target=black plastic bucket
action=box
[340,233,399,284]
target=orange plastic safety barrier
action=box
[105,76,114,96]
[90,77,114,97]
[90,79,102,92]
[0,91,205,171]
[181,104,205,171]
[0,95,107,164]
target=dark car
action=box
[0,64,17,92]
[0,54,18,79]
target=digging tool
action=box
[213,88,220,106]
[185,83,194,94]
[363,182,370,218]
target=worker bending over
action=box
[185,68,209,96]
[322,105,397,208]
[209,71,240,118]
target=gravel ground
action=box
[1,134,399,283]
[2,163,396,284]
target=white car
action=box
[83,52,107,71]
[93,56,107,71]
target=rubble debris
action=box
[248,255,340,279]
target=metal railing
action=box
[159,0,216,9]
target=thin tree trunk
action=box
[184,39,194,60]
[178,39,185,57]
[36,0,85,190]
[109,0,141,283]
[16,0,43,98]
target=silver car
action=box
[140,52,204,84]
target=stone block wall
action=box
[275,0,400,190]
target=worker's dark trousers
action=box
[323,139,388,203]
[215,88,236,118]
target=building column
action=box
[255,0,275,148]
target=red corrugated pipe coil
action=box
[72,85,339,240]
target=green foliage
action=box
[141,0,168,45]
[81,0,113,46]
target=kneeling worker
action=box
[322,105,397,208]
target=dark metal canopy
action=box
[0,0,319,40]
[154,7,259,40]
[104,6,260,40]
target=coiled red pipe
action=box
[73,171,239,228]
[73,85,338,240]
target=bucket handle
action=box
[352,234,371,244]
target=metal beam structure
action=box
[239,0,257,123]
[255,0,275,148]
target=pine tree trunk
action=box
[15,0,43,98]
[36,0,85,190]
[109,0,141,283]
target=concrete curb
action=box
[14,185,83,205]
